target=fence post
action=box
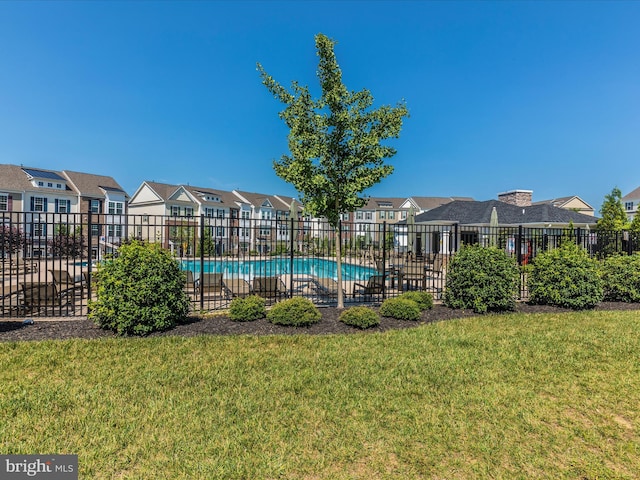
[289,216,295,297]
[382,221,387,300]
[516,225,523,266]
[87,209,93,294]
[199,214,205,312]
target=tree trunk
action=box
[335,220,345,309]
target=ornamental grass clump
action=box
[399,291,433,311]
[528,240,603,310]
[339,306,380,329]
[89,241,190,336]
[229,295,266,321]
[444,244,519,314]
[601,254,640,302]
[267,297,321,327]
[379,297,421,321]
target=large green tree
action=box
[258,33,408,308]
[596,187,629,257]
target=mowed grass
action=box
[1,311,639,479]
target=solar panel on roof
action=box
[22,168,65,181]
[100,186,124,192]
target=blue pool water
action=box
[180,257,377,281]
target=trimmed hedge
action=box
[380,297,421,321]
[444,245,519,314]
[339,306,380,329]
[528,241,603,310]
[267,297,321,326]
[399,291,433,311]
[601,254,640,302]
[229,295,266,321]
[89,241,190,336]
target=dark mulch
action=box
[2,302,639,343]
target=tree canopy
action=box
[257,33,409,228]
[597,187,628,231]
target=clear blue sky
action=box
[1,1,639,212]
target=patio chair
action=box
[222,278,252,298]
[183,270,199,298]
[252,276,287,300]
[312,277,346,298]
[21,282,75,314]
[198,273,224,298]
[352,274,386,298]
[49,269,86,298]
[399,261,428,291]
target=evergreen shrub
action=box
[229,295,266,321]
[444,245,519,313]
[379,297,421,321]
[601,254,640,302]
[89,241,190,335]
[528,241,603,310]
[339,306,380,329]
[267,297,321,326]
[399,291,433,311]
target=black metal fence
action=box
[1,211,634,318]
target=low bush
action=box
[89,241,190,335]
[267,297,321,327]
[444,245,519,313]
[399,291,433,311]
[528,241,603,310]
[601,254,640,302]
[229,295,266,321]
[379,297,421,321]
[339,306,380,329]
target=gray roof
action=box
[412,200,598,226]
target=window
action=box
[401,211,407,220]
[90,200,100,213]
[108,201,124,215]
[171,206,180,216]
[55,199,70,213]
[340,213,349,221]
[388,211,395,220]
[31,197,46,212]
[56,183,62,189]
[217,209,225,218]
[204,207,214,218]
[625,202,634,211]
[230,209,238,219]
[261,210,272,220]
[32,223,47,237]
[241,210,250,220]
[356,211,363,220]
[38,181,44,187]
[216,226,225,237]
[107,225,123,237]
[184,207,194,217]
[365,212,372,220]
[260,227,271,236]
[0,194,8,211]
[91,224,100,236]
[379,211,386,219]
[47,182,53,188]
[241,227,250,237]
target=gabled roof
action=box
[412,200,598,226]
[405,196,474,211]
[62,170,128,198]
[0,164,37,191]
[361,197,406,209]
[233,190,289,211]
[622,186,640,201]
[532,195,593,210]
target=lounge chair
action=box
[21,282,75,314]
[252,276,287,300]
[183,270,199,298]
[352,274,386,298]
[198,273,224,298]
[313,277,346,298]
[223,278,252,298]
[49,269,86,298]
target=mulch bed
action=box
[1,302,639,343]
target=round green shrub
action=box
[444,245,519,314]
[528,241,603,310]
[600,254,640,302]
[267,297,321,326]
[339,306,380,329]
[89,241,190,335]
[379,297,421,321]
[229,295,266,321]
[399,291,433,311]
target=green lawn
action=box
[1,311,639,479]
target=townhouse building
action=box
[0,164,128,259]
[622,187,640,222]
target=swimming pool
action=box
[180,257,377,282]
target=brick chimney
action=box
[498,190,532,207]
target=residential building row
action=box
[0,163,602,259]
